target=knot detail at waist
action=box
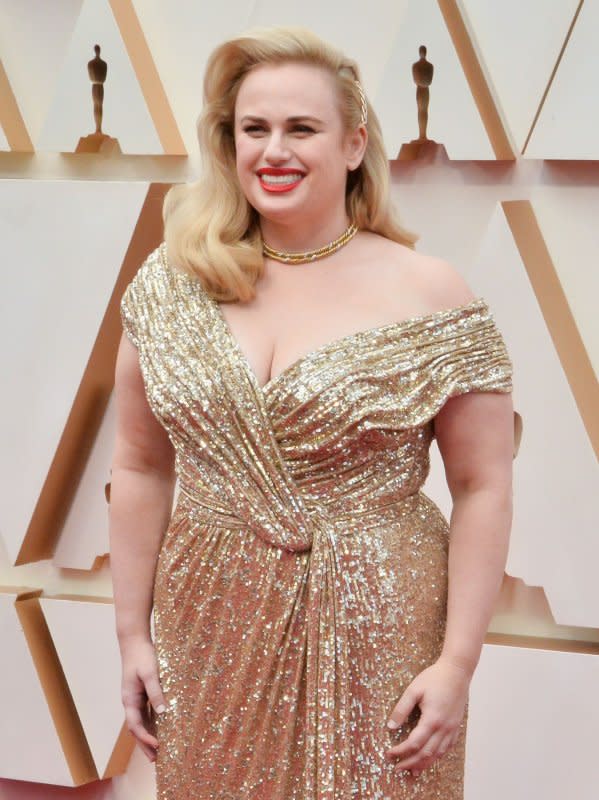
[178,479,422,553]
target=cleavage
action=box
[218,301,390,389]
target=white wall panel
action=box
[527,0,599,159]
[0,593,71,784]
[0,0,82,144]
[465,644,599,800]
[40,597,125,777]
[389,166,501,269]
[249,0,405,101]
[0,180,148,564]
[131,0,256,155]
[460,0,579,153]
[467,205,598,627]
[532,188,599,375]
[53,394,116,570]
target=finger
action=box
[125,704,159,750]
[386,723,433,762]
[135,703,160,762]
[141,668,167,715]
[387,686,422,730]
[142,700,158,739]
[386,708,439,759]
[137,738,158,762]
[407,732,456,778]
[435,730,455,760]
[393,729,447,770]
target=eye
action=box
[243,124,266,134]
[291,124,315,134]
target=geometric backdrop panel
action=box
[131,0,256,154]
[531,188,599,376]
[0,592,74,785]
[460,0,580,153]
[0,180,149,564]
[40,596,133,778]
[526,0,599,159]
[0,0,81,147]
[53,393,116,570]
[247,0,404,103]
[468,204,598,627]
[465,643,599,800]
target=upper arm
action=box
[401,251,515,494]
[412,254,514,491]
[112,332,175,476]
[433,390,514,498]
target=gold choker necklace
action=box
[262,223,359,264]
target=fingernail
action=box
[387,719,400,729]
[156,704,166,714]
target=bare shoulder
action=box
[401,248,477,309]
[358,232,477,310]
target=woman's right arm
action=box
[109,332,176,761]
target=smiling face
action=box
[233,61,366,242]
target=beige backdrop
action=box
[0,1,597,798]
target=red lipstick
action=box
[256,167,305,194]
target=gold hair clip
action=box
[354,79,368,127]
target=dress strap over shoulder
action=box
[428,299,513,395]
[389,299,514,429]
[119,244,166,350]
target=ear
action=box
[345,125,368,171]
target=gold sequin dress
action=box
[119,243,513,800]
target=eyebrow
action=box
[239,115,324,124]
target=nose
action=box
[263,130,291,163]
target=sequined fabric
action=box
[120,243,513,800]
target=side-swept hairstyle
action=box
[163,25,418,302]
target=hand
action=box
[119,636,167,762]
[385,657,471,776]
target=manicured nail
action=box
[156,704,166,714]
[387,719,400,729]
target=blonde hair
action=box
[163,26,418,302]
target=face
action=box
[233,62,366,232]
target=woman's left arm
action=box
[435,389,514,674]
[385,389,514,774]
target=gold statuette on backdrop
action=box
[75,44,121,154]
[398,45,447,163]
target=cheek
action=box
[236,142,262,188]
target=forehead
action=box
[234,62,340,120]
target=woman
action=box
[110,25,514,800]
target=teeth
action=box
[259,173,303,185]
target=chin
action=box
[251,198,308,224]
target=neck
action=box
[260,213,352,253]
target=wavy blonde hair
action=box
[163,25,418,302]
